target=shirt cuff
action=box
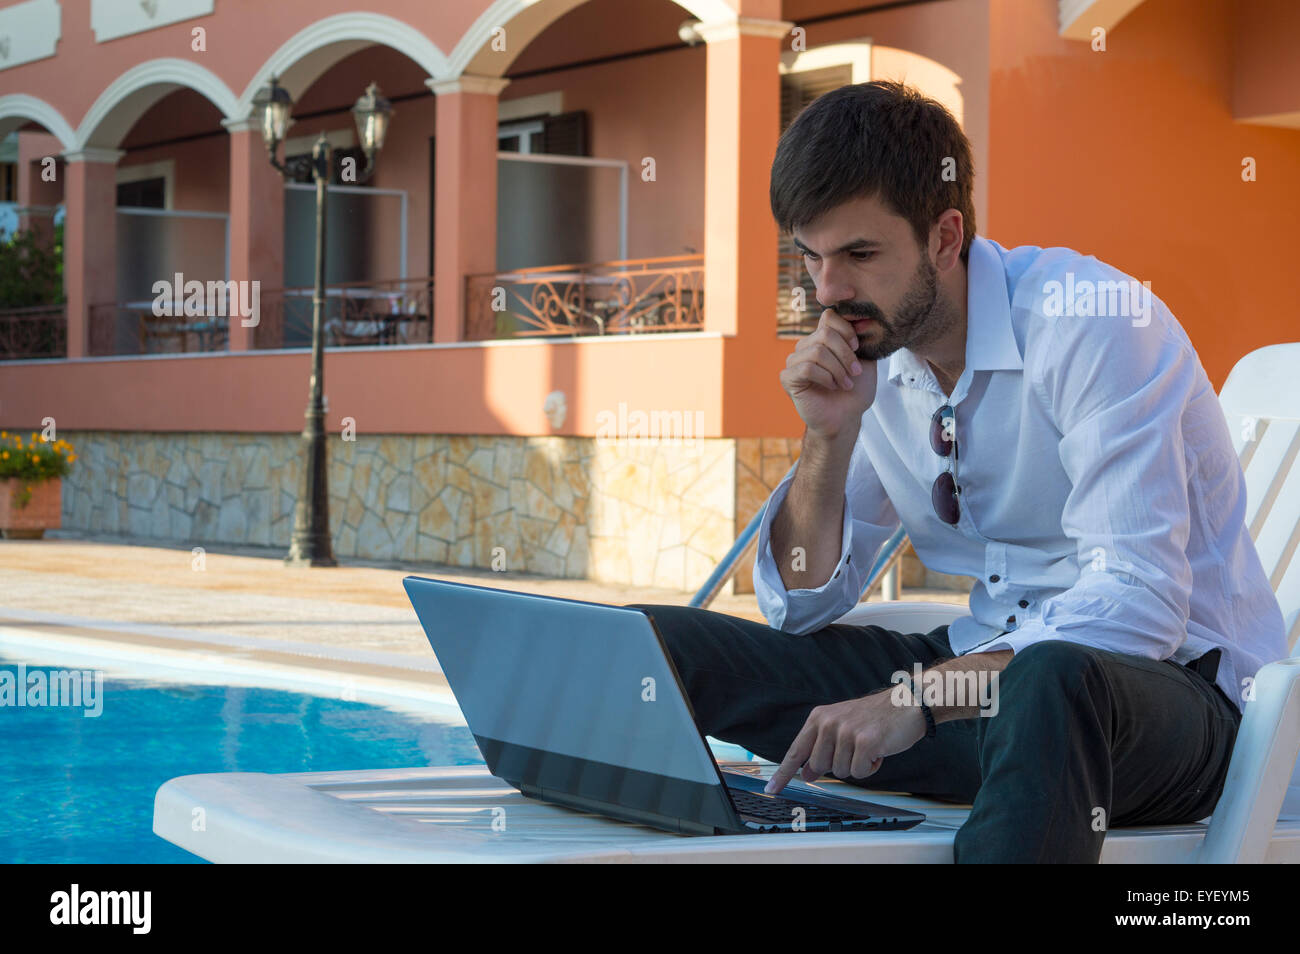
[752,467,895,635]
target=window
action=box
[497,112,588,157]
[116,177,166,208]
[498,119,545,154]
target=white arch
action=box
[448,0,742,79]
[0,94,77,151]
[75,58,241,151]
[236,12,451,118]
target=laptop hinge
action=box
[516,783,729,836]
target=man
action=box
[628,80,1287,863]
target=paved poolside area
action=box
[0,535,969,684]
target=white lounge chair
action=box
[153,342,1300,862]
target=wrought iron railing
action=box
[88,302,230,356]
[254,276,434,350]
[0,305,66,360]
[464,255,705,340]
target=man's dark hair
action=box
[770,80,976,264]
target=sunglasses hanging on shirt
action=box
[930,403,960,524]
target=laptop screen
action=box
[403,576,737,829]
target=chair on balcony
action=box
[153,342,1300,862]
[139,312,228,354]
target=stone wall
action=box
[59,430,966,595]
[60,430,736,591]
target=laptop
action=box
[403,575,926,835]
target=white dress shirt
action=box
[753,234,1288,713]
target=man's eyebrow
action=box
[791,236,884,254]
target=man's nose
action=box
[814,263,855,310]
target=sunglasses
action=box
[930,403,960,524]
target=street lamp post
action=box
[252,77,393,567]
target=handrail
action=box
[689,507,909,610]
[258,275,433,298]
[468,254,703,282]
[689,507,764,608]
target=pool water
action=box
[0,657,483,863]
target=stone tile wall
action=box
[60,430,963,594]
[60,431,735,591]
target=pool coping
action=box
[0,608,459,714]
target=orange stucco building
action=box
[0,0,1295,592]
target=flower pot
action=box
[0,476,61,539]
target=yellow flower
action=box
[29,432,36,441]
[0,451,7,459]
[68,454,76,463]
[0,430,6,438]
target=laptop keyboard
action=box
[729,787,865,824]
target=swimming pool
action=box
[0,654,483,863]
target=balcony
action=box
[254,276,434,351]
[464,255,705,340]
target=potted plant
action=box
[0,430,75,539]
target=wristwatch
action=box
[905,674,937,739]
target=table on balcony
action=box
[279,287,431,346]
[130,304,229,354]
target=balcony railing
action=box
[0,304,66,360]
[464,255,704,340]
[71,251,809,357]
[254,276,434,350]
[83,277,435,355]
[89,302,230,356]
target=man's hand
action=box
[779,307,876,441]
[763,650,1015,795]
[764,688,927,794]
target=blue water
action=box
[0,658,483,863]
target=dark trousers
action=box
[628,603,1243,863]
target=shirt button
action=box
[989,574,1000,583]
[1018,599,1029,608]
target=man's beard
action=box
[834,254,950,362]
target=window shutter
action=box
[541,111,588,156]
[779,64,853,133]
[778,65,854,332]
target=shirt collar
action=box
[885,234,1023,389]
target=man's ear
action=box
[931,209,965,271]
